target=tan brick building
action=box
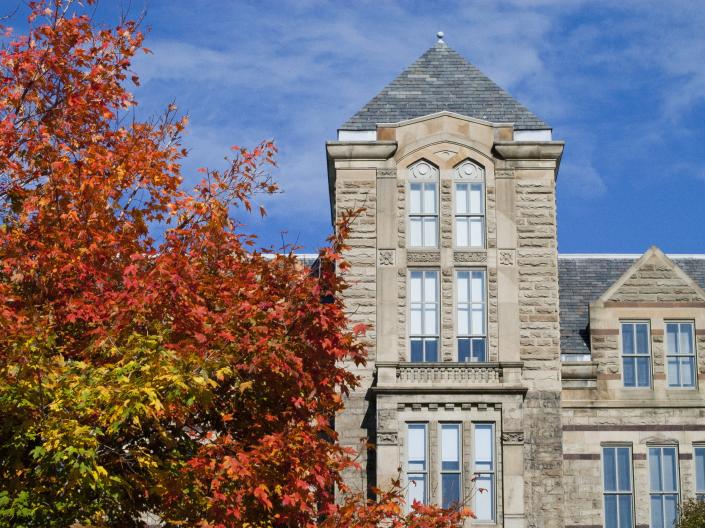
[326,36,705,528]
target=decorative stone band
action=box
[563,424,705,431]
[376,431,398,445]
[563,453,600,460]
[397,364,501,384]
[603,301,705,308]
[406,250,440,264]
[396,402,501,412]
[453,250,487,264]
[376,168,397,179]
[501,431,524,445]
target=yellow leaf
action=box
[239,380,253,394]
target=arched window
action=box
[453,160,485,249]
[408,160,439,248]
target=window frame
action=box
[439,422,462,509]
[472,422,495,522]
[695,444,705,502]
[455,269,488,363]
[406,422,429,508]
[620,320,652,389]
[453,181,485,249]
[648,445,681,528]
[408,180,438,248]
[408,269,440,363]
[601,444,635,528]
[665,321,697,389]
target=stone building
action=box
[325,35,705,528]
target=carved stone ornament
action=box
[378,249,395,267]
[453,160,485,180]
[377,431,399,445]
[406,251,440,264]
[434,148,458,160]
[453,251,487,263]
[408,160,439,180]
[499,250,515,266]
[377,168,397,179]
[501,431,525,444]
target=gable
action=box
[596,247,705,306]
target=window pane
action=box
[408,474,426,504]
[651,495,664,528]
[458,339,470,362]
[469,218,483,247]
[469,184,483,214]
[456,272,469,303]
[471,306,484,336]
[457,308,469,336]
[623,358,636,387]
[408,425,426,469]
[473,338,486,362]
[456,218,469,247]
[680,323,693,355]
[650,448,663,491]
[667,358,680,387]
[622,324,634,355]
[475,474,493,520]
[662,448,677,492]
[664,495,678,528]
[618,494,633,528]
[470,272,484,303]
[696,447,705,493]
[422,184,436,214]
[441,474,461,508]
[441,424,460,470]
[604,494,618,528]
[423,218,437,247]
[667,324,679,354]
[636,357,650,387]
[636,324,649,354]
[617,447,631,491]
[410,339,423,362]
[424,306,437,335]
[409,218,423,246]
[425,339,438,362]
[455,184,468,214]
[680,357,695,387]
[424,272,437,303]
[409,184,422,214]
[410,307,422,335]
[474,424,493,465]
[604,448,617,492]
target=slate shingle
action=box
[558,256,705,358]
[342,42,549,131]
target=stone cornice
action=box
[326,141,397,161]
[493,141,564,160]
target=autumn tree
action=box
[0,2,469,527]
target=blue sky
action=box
[16,1,705,253]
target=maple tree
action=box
[0,1,471,527]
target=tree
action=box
[676,499,705,528]
[0,2,470,527]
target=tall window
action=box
[408,160,438,248]
[409,270,439,362]
[456,270,486,362]
[649,446,679,528]
[407,423,427,506]
[441,424,461,509]
[695,445,705,501]
[473,423,494,521]
[621,322,651,388]
[666,322,696,388]
[602,446,634,528]
[454,160,485,249]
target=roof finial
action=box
[436,31,445,44]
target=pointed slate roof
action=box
[341,42,549,131]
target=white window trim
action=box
[455,269,488,363]
[439,422,463,509]
[648,445,681,528]
[620,320,653,389]
[694,444,705,501]
[407,160,439,249]
[408,269,440,363]
[406,422,429,510]
[665,320,698,390]
[452,159,486,250]
[601,444,635,528]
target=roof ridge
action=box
[341,43,549,131]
